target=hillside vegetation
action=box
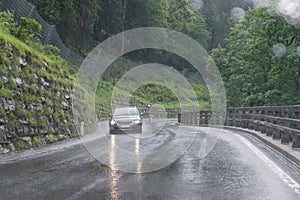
[0,24,76,152]
[0,10,211,152]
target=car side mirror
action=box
[108,114,112,117]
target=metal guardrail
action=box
[178,106,300,149]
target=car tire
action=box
[137,126,142,133]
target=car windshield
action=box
[113,107,139,117]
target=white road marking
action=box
[235,134,300,194]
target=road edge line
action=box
[222,126,300,166]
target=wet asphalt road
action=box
[1,119,300,200]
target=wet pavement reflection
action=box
[0,121,300,200]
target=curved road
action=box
[1,119,300,200]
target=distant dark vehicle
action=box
[109,106,143,134]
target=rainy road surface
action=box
[1,119,300,200]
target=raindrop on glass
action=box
[276,0,300,28]
[297,46,300,57]
[273,43,286,57]
[188,0,203,11]
[230,7,245,22]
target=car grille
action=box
[116,119,132,125]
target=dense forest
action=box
[9,0,300,107]
[27,0,246,52]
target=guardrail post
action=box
[292,105,300,119]
[253,108,260,131]
[226,109,230,126]
[242,108,247,128]
[204,111,209,125]
[80,121,84,136]
[260,122,267,133]
[292,132,300,149]
[182,113,186,124]
[272,125,281,140]
[266,124,273,136]
[199,111,203,125]
[247,108,252,129]
[190,112,193,125]
[281,129,289,144]
[237,109,242,127]
[178,113,181,123]
[193,112,197,125]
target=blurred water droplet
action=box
[230,7,245,22]
[297,46,300,57]
[188,0,203,11]
[276,0,300,28]
[273,43,286,57]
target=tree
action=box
[15,17,42,43]
[218,7,300,106]
[0,10,17,33]
[201,0,251,50]
[28,0,61,23]
[58,0,78,45]
[74,0,101,51]
[96,0,123,41]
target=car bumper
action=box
[109,124,142,133]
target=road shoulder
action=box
[223,126,300,166]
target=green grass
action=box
[95,77,211,117]
[12,138,28,150]
[31,137,41,148]
[0,31,47,60]
[0,30,74,76]
[0,88,13,97]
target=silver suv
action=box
[109,106,142,134]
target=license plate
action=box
[120,125,130,128]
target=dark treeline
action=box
[27,0,248,52]
[26,0,247,80]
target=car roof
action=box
[115,106,138,110]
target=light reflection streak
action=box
[135,138,143,184]
[135,138,140,154]
[109,135,121,199]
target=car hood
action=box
[112,116,140,120]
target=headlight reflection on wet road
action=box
[109,135,121,199]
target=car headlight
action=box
[134,119,141,124]
[110,119,116,125]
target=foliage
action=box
[0,11,42,44]
[0,10,17,33]
[27,0,211,52]
[167,0,210,49]
[11,138,28,150]
[200,0,251,50]
[0,11,65,62]
[212,7,300,107]
[13,17,42,43]
[0,88,13,97]
[31,137,41,148]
